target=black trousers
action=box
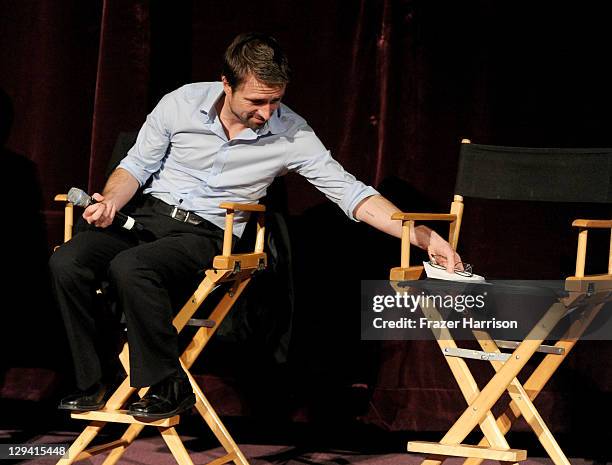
[49,195,224,389]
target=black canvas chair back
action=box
[452,142,612,279]
[105,131,138,178]
[456,143,612,203]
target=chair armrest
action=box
[391,213,457,222]
[571,218,612,278]
[219,202,265,212]
[54,193,74,243]
[572,219,612,229]
[219,203,266,257]
[391,211,460,276]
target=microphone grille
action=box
[67,187,91,207]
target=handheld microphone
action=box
[67,187,144,232]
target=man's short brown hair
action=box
[222,33,291,90]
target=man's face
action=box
[223,74,286,130]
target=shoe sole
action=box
[128,394,196,420]
[57,403,105,412]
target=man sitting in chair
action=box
[50,32,461,419]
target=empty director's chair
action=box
[53,190,266,465]
[389,139,612,464]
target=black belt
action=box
[146,196,208,227]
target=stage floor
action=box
[0,399,607,465]
[1,432,601,465]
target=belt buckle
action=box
[170,206,188,222]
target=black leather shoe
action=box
[127,375,195,419]
[58,382,108,411]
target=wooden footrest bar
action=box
[75,439,130,461]
[408,441,527,461]
[71,408,180,426]
[207,452,237,465]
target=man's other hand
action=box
[83,193,117,228]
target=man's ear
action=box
[221,76,232,96]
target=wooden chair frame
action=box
[389,139,612,464]
[53,195,267,465]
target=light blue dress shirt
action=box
[119,82,379,237]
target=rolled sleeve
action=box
[286,126,379,221]
[343,182,380,221]
[117,157,151,187]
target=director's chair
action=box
[52,192,266,465]
[389,139,612,464]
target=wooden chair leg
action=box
[438,300,572,446]
[474,333,570,465]
[58,272,256,465]
[101,424,145,465]
[160,427,196,465]
[409,294,582,465]
[56,423,106,465]
[463,301,606,465]
[183,367,250,465]
[173,270,224,332]
[179,277,252,465]
[419,301,511,450]
[181,277,252,367]
[397,287,515,465]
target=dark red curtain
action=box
[1,0,611,435]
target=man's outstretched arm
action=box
[354,194,461,272]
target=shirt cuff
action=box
[343,184,380,221]
[117,159,150,187]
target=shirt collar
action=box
[263,106,287,135]
[199,82,224,123]
[200,82,289,136]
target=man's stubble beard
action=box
[229,103,265,130]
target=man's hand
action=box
[420,227,462,273]
[83,193,118,228]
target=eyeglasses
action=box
[429,255,473,277]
